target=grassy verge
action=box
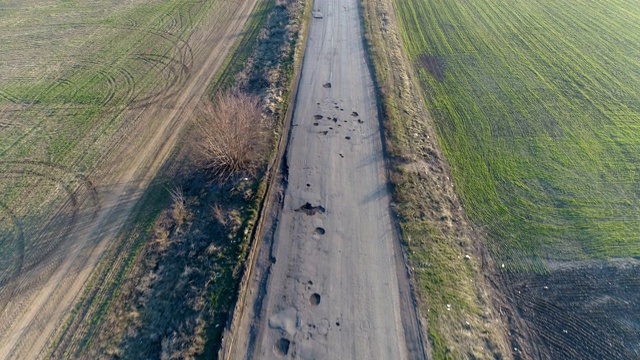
[207,0,276,93]
[360,0,512,358]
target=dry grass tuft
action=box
[197,92,268,181]
[169,185,189,228]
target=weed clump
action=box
[197,92,268,181]
[169,185,189,229]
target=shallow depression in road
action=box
[310,293,321,306]
[273,338,290,356]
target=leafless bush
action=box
[197,92,268,181]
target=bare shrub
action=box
[197,92,268,181]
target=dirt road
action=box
[230,0,426,358]
[0,0,258,358]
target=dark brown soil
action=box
[416,55,446,81]
[502,259,640,359]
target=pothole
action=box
[351,111,359,117]
[323,82,331,88]
[296,202,326,215]
[314,227,326,235]
[314,114,323,119]
[310,293,321,306]
[274,338,291,356]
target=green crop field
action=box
[0,0,210,163]
[0,0,216,291]
[394,0,640,272]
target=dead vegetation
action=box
[197,92,269,181]
[85,179,258,360]
[169,185,190,229]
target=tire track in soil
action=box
[66,60,136,109]
[81,24,194,111]
[0,200,25,306]
[0,24,191,162]
[0,0,260,357]
[96,69,117,106]
[0,160,100,354]
[0,161,100,321]
[128,52,189,109]
[51,79,79,103]
[97,24,194,110]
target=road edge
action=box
[217,0,313,357]
[354,0,430,358]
